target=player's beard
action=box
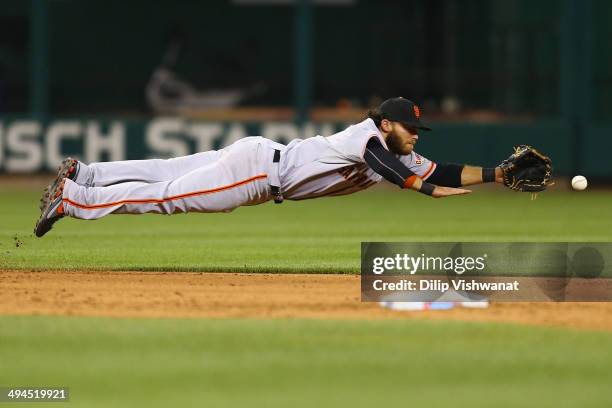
[386,131,413,155]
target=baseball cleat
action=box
[34,180,66,238]
[39,158,79,211]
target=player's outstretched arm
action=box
[427,164,502,187]
[363,139,471,198]
[460,165,503,186]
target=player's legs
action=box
[62,138,272,219]
[74,150,224,187]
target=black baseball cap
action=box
[379,97,432,131]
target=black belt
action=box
[271,149,283,204]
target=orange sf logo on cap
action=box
[413,105,420,119]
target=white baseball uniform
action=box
[62,119,436,219]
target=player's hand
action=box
[431,186,472,198]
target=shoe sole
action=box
[39,158,77,211]
[35,196,64,238]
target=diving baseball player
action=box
[34,97,553,237]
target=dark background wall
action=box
[1,0,610,118]
[0,0,610,177]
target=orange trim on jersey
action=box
[63,173,268,210]
[422,162,436,180]
[403,175,417,189]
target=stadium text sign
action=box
[0,118,339,172]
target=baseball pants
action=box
[62,137,284,219]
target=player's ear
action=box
[380,119,392,133]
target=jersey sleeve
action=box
[397,151,437,180]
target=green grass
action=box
[2,187,611,272]
[2,188,612,407]
[1,316,611,408]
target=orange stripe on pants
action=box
[63,174,268,210]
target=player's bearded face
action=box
[386,123,418,155]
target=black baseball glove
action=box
[499,145,553,192]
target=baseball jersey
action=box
[279,118,436,200]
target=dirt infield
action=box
[1,270,611,330]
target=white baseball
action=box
[571,175,588,191]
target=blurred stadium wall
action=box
[0,0,610,177]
